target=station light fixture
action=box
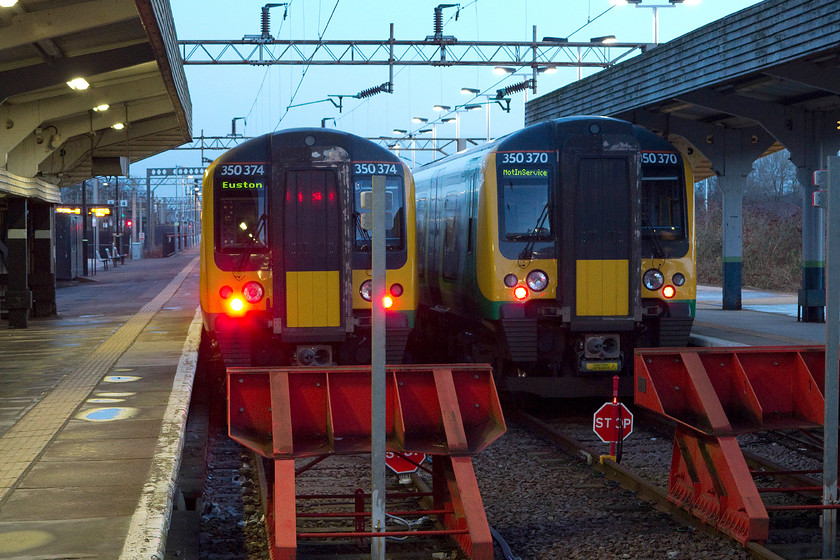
[412,116,428,124]
[393,128,407,135]
[460,87,480,96]
[590,35,617,44]
[542,36,568,43]
[0,0,18,7]
[441,117,457,124]
[111,122,125,130]
[433,104,450,112]
[493,66,516,75]
[92,104,110,112]
[66,77,90,90]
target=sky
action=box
[138,0,764,196]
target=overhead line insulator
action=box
[496,80,532,99]
[356,82,393,99]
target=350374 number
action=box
[218,164,265,176]
[641,152,679,165]
[354,163,399,175]
[499,152,550,164]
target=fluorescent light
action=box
[111,123,125,130]
[0,0,19,7]
[66,77,90,90]
[93,104,110,112]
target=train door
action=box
[562,153,640,325]
[275,167,348,336]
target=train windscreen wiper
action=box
[234,213,268,271]
[516,203,550,261]
[641,215,667,259]
[354,212,371,251]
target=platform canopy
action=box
[0,0,192,188]
[525,0,840,181]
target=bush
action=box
[695,200,801,292]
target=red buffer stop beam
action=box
[634,345,827,544]
[227,364,506,559]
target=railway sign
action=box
[593,402,633,443]
[385,451,426,475]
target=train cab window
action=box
[641,174,686,241]
[641,157,688,258]
[353,174,405,251]
[217,189,268,253]
[498,171,552,242]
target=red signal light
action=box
[126,220,132,227]
[513,286,528,301]
[229,298,245,312]
[662,285,676,299]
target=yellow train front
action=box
[412,116,695,398]
[199,128,416,367]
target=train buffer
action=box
[227,363,506,559]
[634,346,829,545]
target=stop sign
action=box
[385,451,426,474]
[593,402,633,443]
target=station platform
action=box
[0,246,201,559]
[692,285,827,347]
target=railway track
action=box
[170,352,832,560]
[509,405,835,560]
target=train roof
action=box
[213,128,401,165]
[414,116,676,176]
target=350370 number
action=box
[499,152,550,164]
[641,152,679,165]
[218,164,265,176]
[354,163,399,175]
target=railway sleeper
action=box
[634,345,829,545]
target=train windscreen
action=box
[499,169,551,241]
[641,151,686,256]
[215,164,269,253]
[352,173,405,251]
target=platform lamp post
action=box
[609,0,701,44]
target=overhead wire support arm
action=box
[178,33,648,71]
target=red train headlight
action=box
[242,281,264,303]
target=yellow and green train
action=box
[199,128,416,367]
[411,116,695,397]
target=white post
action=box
[822,156,840,558]
[370,175,387,560]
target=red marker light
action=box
[514,286,528,301]
[382,295,394,309]
[662,285,676,299]
[229,298,245,312]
